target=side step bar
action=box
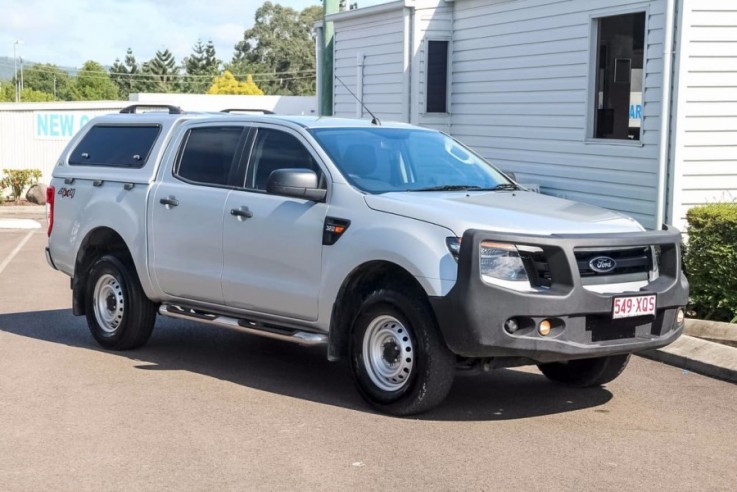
[159,305,328,347]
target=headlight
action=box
[480,241,528,284]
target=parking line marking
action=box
[0,230,36,275]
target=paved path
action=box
[1,230,736,491]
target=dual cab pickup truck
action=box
[46,105,688,415]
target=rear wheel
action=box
[85,254,157,350]
[537,354,631,387]
[350,289,455,416]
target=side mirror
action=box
[266,168,327,202]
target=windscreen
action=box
[309,127,512,193]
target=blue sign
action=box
[34,111,94,140]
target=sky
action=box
[0,0,388,70]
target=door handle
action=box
[230,207,253,219]
[159,196,179,207]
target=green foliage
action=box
[110,48,142,99]
[22,63,72,100]
[1,169,42,203]
[70,61,120,100]
[182,40,221,93]
[145,49,179,93]
[229,2,320,95]
[207,71,263,95]
[683,203,737,322]
[0,83,55,102]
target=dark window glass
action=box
[246,129,321,191]
[176,126,243,186]
[426,40,449,113]
[594,12,646,140]
[69,125,160,167]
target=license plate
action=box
[612,294,656,319]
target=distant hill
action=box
[0,57,77,81]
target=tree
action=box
[207,71,263,95]
[230,2,321,95]
[0,83,55,102]
[146,49,179,93]
[20,63,72,100]
[182,40,221,93]
[69,61,120,100]
[110,48,142,99]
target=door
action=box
[222,127,328,320]
[149,124,247,304]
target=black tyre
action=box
[537,354,631,387]
[350,289,455,416]
[85,254,157,350]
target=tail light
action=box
[46,185,55,237]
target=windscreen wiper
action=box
[488,183,520,191]
[410,183,520,192]
[409,185,485,192]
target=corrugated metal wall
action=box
[0,102,126,185]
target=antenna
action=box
[334,74,381,126]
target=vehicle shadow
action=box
[0,309,612,421]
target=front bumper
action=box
[430,226,689,363]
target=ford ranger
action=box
[45,105,689,415]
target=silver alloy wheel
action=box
[93,273,125,334]
[362,314,415,392]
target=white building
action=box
[321,0,736,230]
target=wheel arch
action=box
[328,260,442,361]
[72,227,138,316]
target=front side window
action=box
[310,128,512,194]
[175,126,244,186]
[69,125,160,167]
[593,12,646,140]
[246,128,322,191]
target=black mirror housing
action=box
[266,168,327,202]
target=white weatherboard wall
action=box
[670,1,737,231]
[332,1,410,121]
[451,0,668,229]
[412,1,454,132]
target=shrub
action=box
[683,203,737,322]
[1,169,42,204]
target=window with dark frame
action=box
[246,128,321,191]
[593,12,646,140]
[176,126,243,187]
[69,125,160,167]
[426,40,449,113]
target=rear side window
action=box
[69,125,160,167]
[175,126,244,187]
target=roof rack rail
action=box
[120,104,183,114]
[221,108,275,115]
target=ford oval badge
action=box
[589,256,617,274]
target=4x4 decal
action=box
[58,187,76,199]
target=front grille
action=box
[518,246,657,288]
[575,247,654,284]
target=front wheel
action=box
[537,354,631,387]
[85,254,157,350]
[350,289,455,416]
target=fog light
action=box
[504,318,519,334]
[538,320,552,336]
[676,308,685,325]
